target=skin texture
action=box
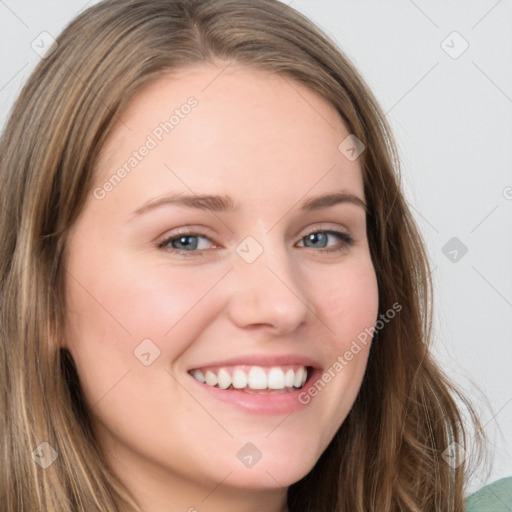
[63,62,379,512]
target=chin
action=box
[214,447,321,490]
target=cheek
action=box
[313,255,379,342]
[63,251,225,379]
[298,255,378,432]
[106,258,228,341]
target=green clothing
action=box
[466,477,512,511]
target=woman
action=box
[0,0,507,510]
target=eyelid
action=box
[301,224,352,238]
[157,229,216,249]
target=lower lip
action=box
[188,368,322,415]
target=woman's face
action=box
[64,62,379,510]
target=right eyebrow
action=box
[131,193,239,218]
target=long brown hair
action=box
[0,0,485,510]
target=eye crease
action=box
[157,228,354,256]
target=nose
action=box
[226,237,314,334]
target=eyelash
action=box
[157,228,354,256]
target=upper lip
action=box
[188,353,322,371]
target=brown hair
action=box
[0,0,485,510]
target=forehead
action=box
[93,63,364,214]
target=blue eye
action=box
[158,229,354,256]
[297,230,354,252]
[158,233,213,253]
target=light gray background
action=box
[1,0,511,494]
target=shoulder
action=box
[466,477,512,512]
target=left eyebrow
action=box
[301,192,367,212]
[129,191,367,219]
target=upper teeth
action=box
[189,365,308,391]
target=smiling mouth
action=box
[188,364,311,394]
